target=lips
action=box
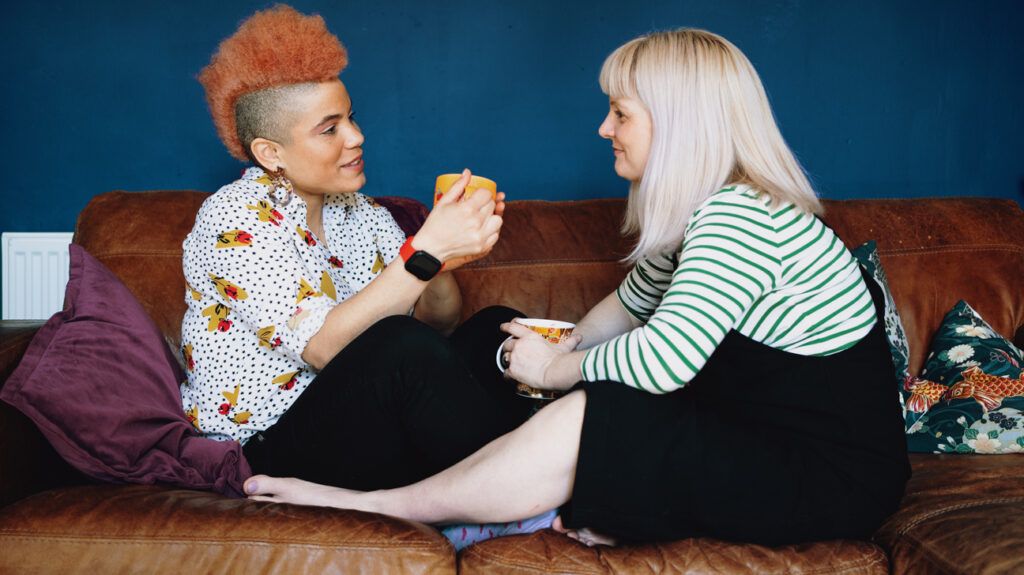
[341,155,363,168]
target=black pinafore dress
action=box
[560,271,911,545]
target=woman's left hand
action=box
[441,192,507,271]
[500,321,582,390]
[438,192,505,270]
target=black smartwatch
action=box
[399,236,444,281]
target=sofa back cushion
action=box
[75,192,1024,378]
[820,198,1024,374]
[452,199,635,323]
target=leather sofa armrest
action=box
[0,320,86,509]
[0,320,44,383]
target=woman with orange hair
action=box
[182,5,535,496]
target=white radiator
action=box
[2,232,74,320]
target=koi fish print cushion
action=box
[904,301,1024,454]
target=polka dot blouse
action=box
[180,166,406,444]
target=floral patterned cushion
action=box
[851,241,911,419]
[904,301,1024,453]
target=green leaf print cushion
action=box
[850,241,912,420]
[905,300,1024,454]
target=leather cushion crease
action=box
[1,191,1023,574]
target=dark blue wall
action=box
[3,0,1022,234]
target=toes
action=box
[552,515,568,533]
[244,474,267,495]
[248,495,278,503]
[244,474,288,496]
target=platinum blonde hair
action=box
[600,29,821,262]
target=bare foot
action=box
[244,474,369,511]
[552,515,619,547]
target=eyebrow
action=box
[313,114,343,131]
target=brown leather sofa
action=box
[2,191,1023,574]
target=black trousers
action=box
[243,306,533,490]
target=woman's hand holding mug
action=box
[499,319,583,395]
[414,169,504,271]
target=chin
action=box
[334,174,366,194]
[614,167,637,182]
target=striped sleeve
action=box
[581,192,781,393]
[615,251,676,322]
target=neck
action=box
[294,188,322,209]
[293,188,324,226]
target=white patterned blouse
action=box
[180,167,406,444]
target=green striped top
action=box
[581,185,876,393]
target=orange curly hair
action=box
[199,4,348,161]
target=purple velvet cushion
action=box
[1,244,251,497]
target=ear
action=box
[250,138,285,171]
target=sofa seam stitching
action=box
[894,496,1024,536]
[693,544,885,575]
[879,246,1023,257]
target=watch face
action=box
[405,251,442,281]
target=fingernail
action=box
[245,480,257,494]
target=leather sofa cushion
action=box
[458,529,888,574]
[875,453,1024,574]
[0,485,455,574]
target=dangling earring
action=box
[268,167,293,207]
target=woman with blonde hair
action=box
[246,29,910,546]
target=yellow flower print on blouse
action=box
[372,250,386,274]
[221,384,240,406]
[253,173,275,188]
[296,278,319,304]
[246,200,284,227]
[272,370,301,391]
[295,273,337,304]
[320,271,336,301]
[257,325,282,350]
[218,384,251,425]
[215,229,254,249]
[186,405,201,432]
[201,303,232,333]
[209,274,248,301]
[187,283,202,301]
[229,411,252,425]
[295,225,317,247]
[182,343,195,372]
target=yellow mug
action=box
[434,173,498,205]
[496,318,576,400]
